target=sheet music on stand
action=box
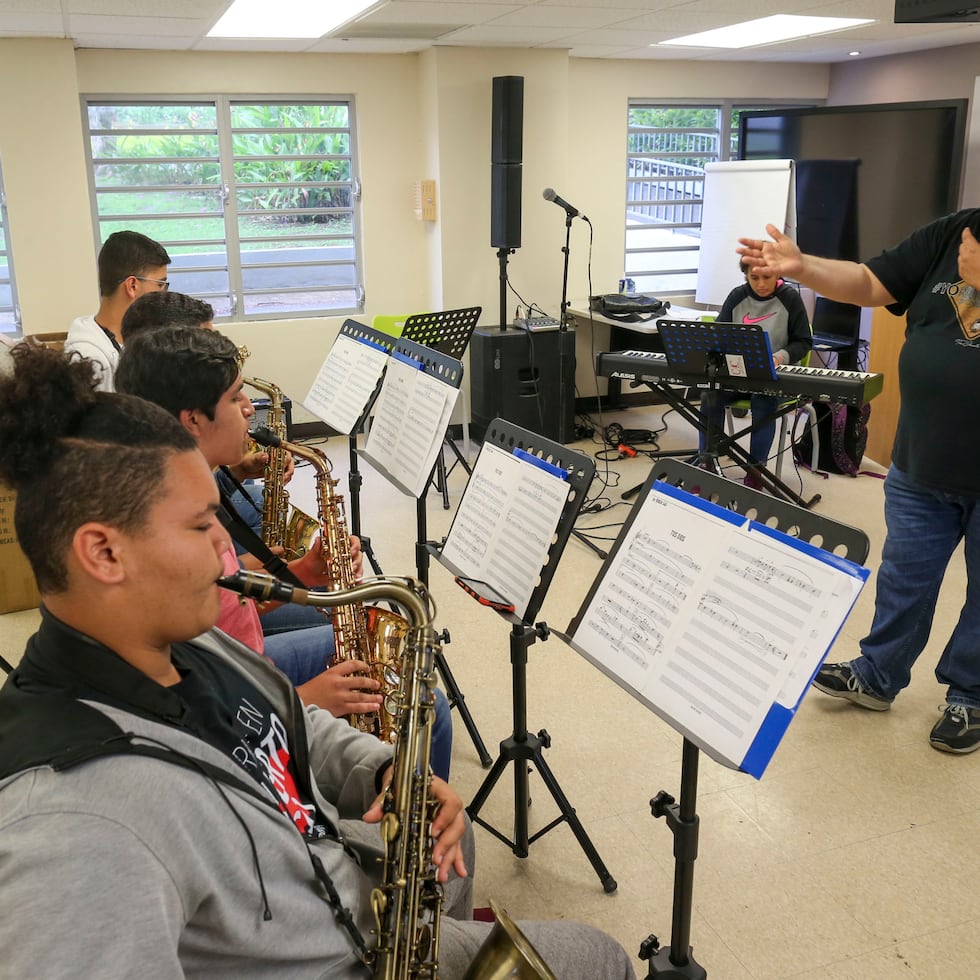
[437,418,596,623]
[302,319,396,436]
[657,319,777,383]
[567,470,869,778]
[362,336,461,498]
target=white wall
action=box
[31,39,980,416]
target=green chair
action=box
[371,313,411,338]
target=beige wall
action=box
[0,40,99,331]
[4,39,976,419]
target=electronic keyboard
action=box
[596,350,883,406]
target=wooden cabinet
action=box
[865,307,905,467]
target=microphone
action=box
[542,187,583,219]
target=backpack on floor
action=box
[794,402,870,476]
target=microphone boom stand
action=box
[557,213,605,560]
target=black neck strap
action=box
[216,475,303,588]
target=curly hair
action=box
[0,342,196,593]
[121,291,215,343]
[116,325,240,421]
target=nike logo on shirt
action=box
[742,313,776,324]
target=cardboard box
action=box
[0,486,40,614]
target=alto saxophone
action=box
[251,427,407,744]
[244,377,318,559]
[218,569,555,980]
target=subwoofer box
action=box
[470,325,576,444]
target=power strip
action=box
[513,316,561,330]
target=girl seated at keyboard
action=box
[699,258,812,489]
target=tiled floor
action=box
[3,401,976,978]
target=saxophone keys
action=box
[380,810,401,844]
[370,887,388,921]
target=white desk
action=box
[567,302,714,399]
[567,302,708,334]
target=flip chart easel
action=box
[696,159,797,308]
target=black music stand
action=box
[327,319,400,577]
[369,334,493,768]
[572,459,869,977]
[626,320,819,509]
[437,418,617,893]
[311,323,491,768]
[401,307,482,510]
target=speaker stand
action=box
[498,246,513,339]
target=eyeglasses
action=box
[120,275,170,291]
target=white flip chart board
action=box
[696,159,797,307]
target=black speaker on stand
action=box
[470,325,576,444]
[490,74,523,346]
[475,76,574,445]
[491,75,523,251]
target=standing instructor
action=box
[738,210,980,752]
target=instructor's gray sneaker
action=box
[812,662,892,711]
[929,703,980,754]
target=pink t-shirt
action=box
[217,548,265,653]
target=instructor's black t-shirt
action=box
[865,208,980,495]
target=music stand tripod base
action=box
[642,945,707,980]
[447,419,616,892]
[466,622,617,894]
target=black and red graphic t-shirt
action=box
[171,645,330,839]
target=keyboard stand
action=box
[623,379,821,510]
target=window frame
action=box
[625,99,814,297]
[81,93,364,323]
[0,159,22,334]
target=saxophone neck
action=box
[281,438,334,479]
[244,376,283,403]
[219,570,434,631]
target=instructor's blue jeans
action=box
[851,465,980,708]
[263,615,454,780]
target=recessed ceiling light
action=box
[208,0,383,39]
[657,15,874,49]
[849,50,862,56]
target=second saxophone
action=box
[250,425,407,743]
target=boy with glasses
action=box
[65,229,171,391]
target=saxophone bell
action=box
[462,902,557,980]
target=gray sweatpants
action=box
[437,822,637,979]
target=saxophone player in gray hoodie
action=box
[0,342,635,979]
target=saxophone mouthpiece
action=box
[217,569,297,603]
[249,425,282,449]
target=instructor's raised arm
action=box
[737,223,895,308]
